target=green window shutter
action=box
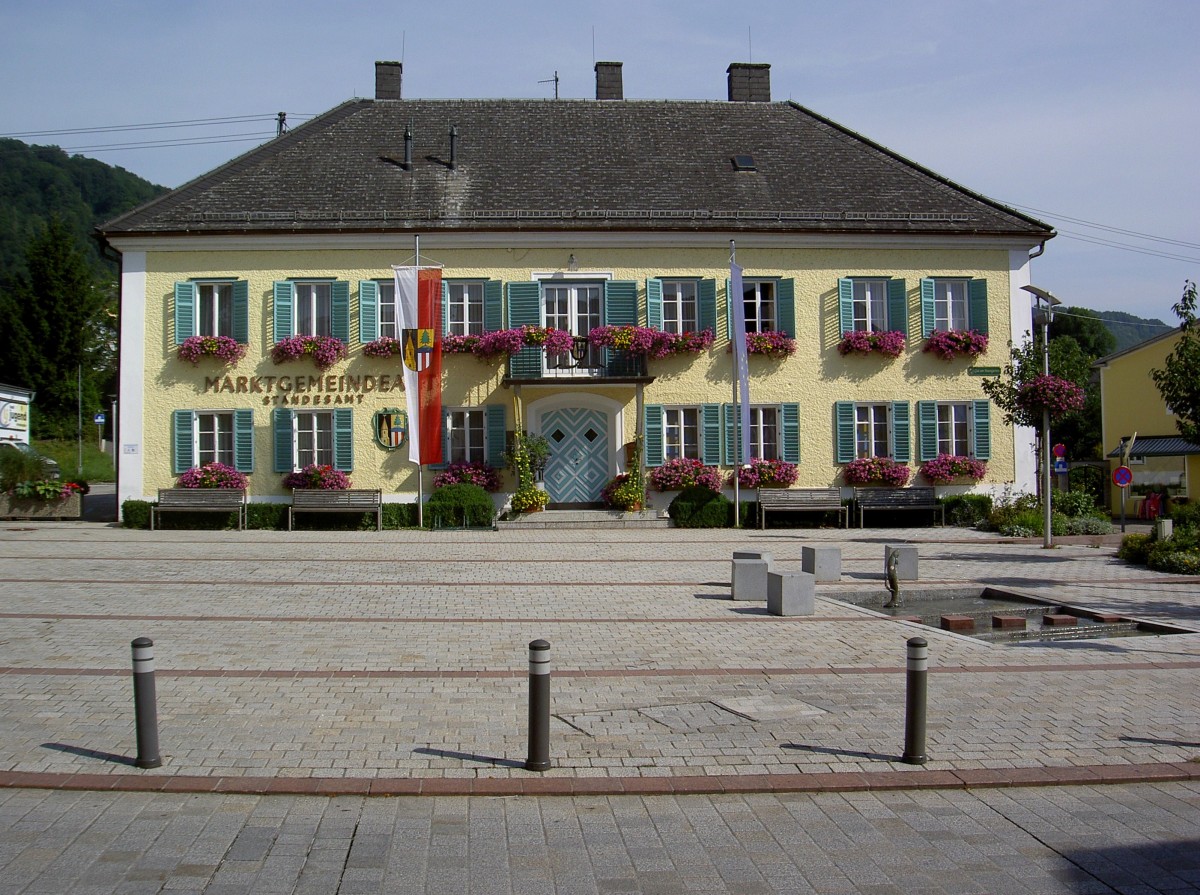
[972,400,991,460]
[646,278,663,330]
[701,403,721,466]
[358,280,378,343]
[174,282,196,345]
[969,278,989,334]
[891,402,911,463]
[722,403,744,466]
[644,404,664,467]
[780,402,800,464]
[330,281,350,343]
[172,410,194,474]
[483,280,503,332]
[834,402,856,464]
[431,411,451,471]
[604,280,638,326]
[272,408,294,473]
[273,281,294,342]
[887,279,907,336]
[332,408,353,471]
[698,279,717,335]
[724,278,732,342]
[837,279,854,335]
[233,408,254,473]
[485,404,507,467]
[231,280,249,344]
[920,278,935,338]
[776,278,796,338]
[917,400,938,462]
[441,281,450,336]
[506,281,542,378]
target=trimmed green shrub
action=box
[1053,488,1098,518]
[381,503,419,529]
[669,485,731,528]
[1147,539,1200,575]
[121,499,151,529]
[1118,533,1153,564]
[941,493,993,528]
[426,483,495,529]
[246,503,287,530]
[1063,515,1113,535]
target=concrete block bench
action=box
[731,551,772,601]
[768,570,815,616]
[801,545,841,582]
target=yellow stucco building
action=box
[1095,328,1200,515]
[100,61,1055,516]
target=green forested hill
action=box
[0,138,166,287]
[1095,310,1174,353]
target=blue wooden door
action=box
[542,408,609,503]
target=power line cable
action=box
[1005,201,1200,251]
[0,114,284,139]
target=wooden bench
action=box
[853,487,944,528]
[151,488,246,530]
[758,487,848,529]
[288,489,382,531]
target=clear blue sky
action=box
[2,0,1197,326]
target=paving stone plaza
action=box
[1,514,1198,893]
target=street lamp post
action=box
[1021,285,1061,550]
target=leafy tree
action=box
[1049,306,1117,359]
[1151,281,1200,444]
[0,218,109,438]
[982,333,1101,456]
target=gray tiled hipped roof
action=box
[101,98,1053,238]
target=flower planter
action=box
[1,492,82,520]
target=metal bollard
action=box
[131,637,162,769]
[525,639,551,772]
[902,636,927,765]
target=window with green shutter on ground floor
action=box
[172,409,253,474]
[834,402,911,463]
[435,405,506,469]
[916,399,991,461]
[273,407,353,472]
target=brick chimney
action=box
[727,63,770,102]
[375,61,402,100]
[595,61,623,100]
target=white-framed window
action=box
[295,411,334,468]
[748,406,780,460]
[295,282,333,337]
[936,403,971,456]
[445,408,487,464]
[447,282,485,337]
[543,282,602,371]
[196,412,234,467]
[851,279,889,333]
[376,280,398,339]
[931,279,969,331]
[741,280,776,333]
[663,407,701,460]
[197,282,234,338]
[855,404,891,459]
[661,280,698,334]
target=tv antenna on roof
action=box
[539,71,559,99]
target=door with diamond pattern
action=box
[542,408,609,504]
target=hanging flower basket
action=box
[177,335,247,366]
[843,457,911,486]
[919,454,986,485]
[923,329,988,360]
[734,458,799,488]
[836,330,906,359]
[272,336,348,369]
[1016,374,1086,420]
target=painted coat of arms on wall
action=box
[374,408,408,449]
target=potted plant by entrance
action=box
[505,431,552,514]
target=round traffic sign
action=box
[1052,443,1066,458]
[1112,465,1133,488]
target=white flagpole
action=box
[415,233,423,529]
[730,240,740,527]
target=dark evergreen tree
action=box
[0,218,108,438]
[1049,306,1117,359]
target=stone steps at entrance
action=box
[495,508,671,530]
